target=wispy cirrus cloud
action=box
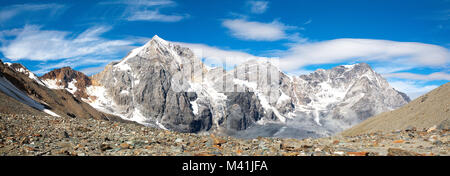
[100,0,175,7]
[222,19,303,41]
[247,1,269,14]
[127,10,188,22]
[278,39,450,71]
[0,3,66,23]
[0,25,133,61]
[101,0,188,22]
[384,72,450,81]
[0,25,136,75]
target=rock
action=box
[432,140,443,146]
[393,140,404,143]
[63,131,70,138]
[175,138,183,143]
[119,143,130,149]
[194,152,216,156]
[212,137,227,146]
[347,152,369,156]
[427,125,437,133]
[282,152,299,156]
[405,126,416,132]
[387,148,419,156]
[100,144,112,151]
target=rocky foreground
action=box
[0,113,448,156]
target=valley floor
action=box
[0,113,448,156]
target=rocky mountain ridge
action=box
[2,35,411,139]
[37,35,410,138]
[0,60,126,122]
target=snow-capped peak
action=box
[151,35,167,44]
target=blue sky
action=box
[0,0,449,99]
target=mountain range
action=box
[0,35,413,139]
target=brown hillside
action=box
[0,60,125,122]
[341,82,450,136]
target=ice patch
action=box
[42,79,64,89]
[66,79,77,94]
[43,109,61,117]
[277,91,291,105]
[190,99,199,115]
[120,90,129,95]
[156,120,168,130]
[0,76,60,117]
[342,64,355,69]
[115,63,132,71]
[0,76,45,110]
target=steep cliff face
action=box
[84,36,281,133]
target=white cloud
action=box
[104,0,188,22]
[222,19,299,41]
[127,10,187,22]
[384,72,450,81]
[388,80,439,100]
[174,42,269,66]
[0,25,133,61]
[278,38,450,71]
[304,19,312,25]
[248,1,269,14]
[0,3,66,22]
[101,0,175,6]
[32,57,114,75]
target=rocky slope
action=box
[342,82,450,136]
[40,35,410,138]
[0,112,447,156]
[0,90,47,116]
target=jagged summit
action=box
[40,67,92,98]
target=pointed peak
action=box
[151,35,168,43]
[140,35,169,48]
[152,35,162,40]
[40,66,87,81]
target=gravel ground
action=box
[0,113,448,156]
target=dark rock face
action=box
[89,36,215,133]
[223,92,265,131]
